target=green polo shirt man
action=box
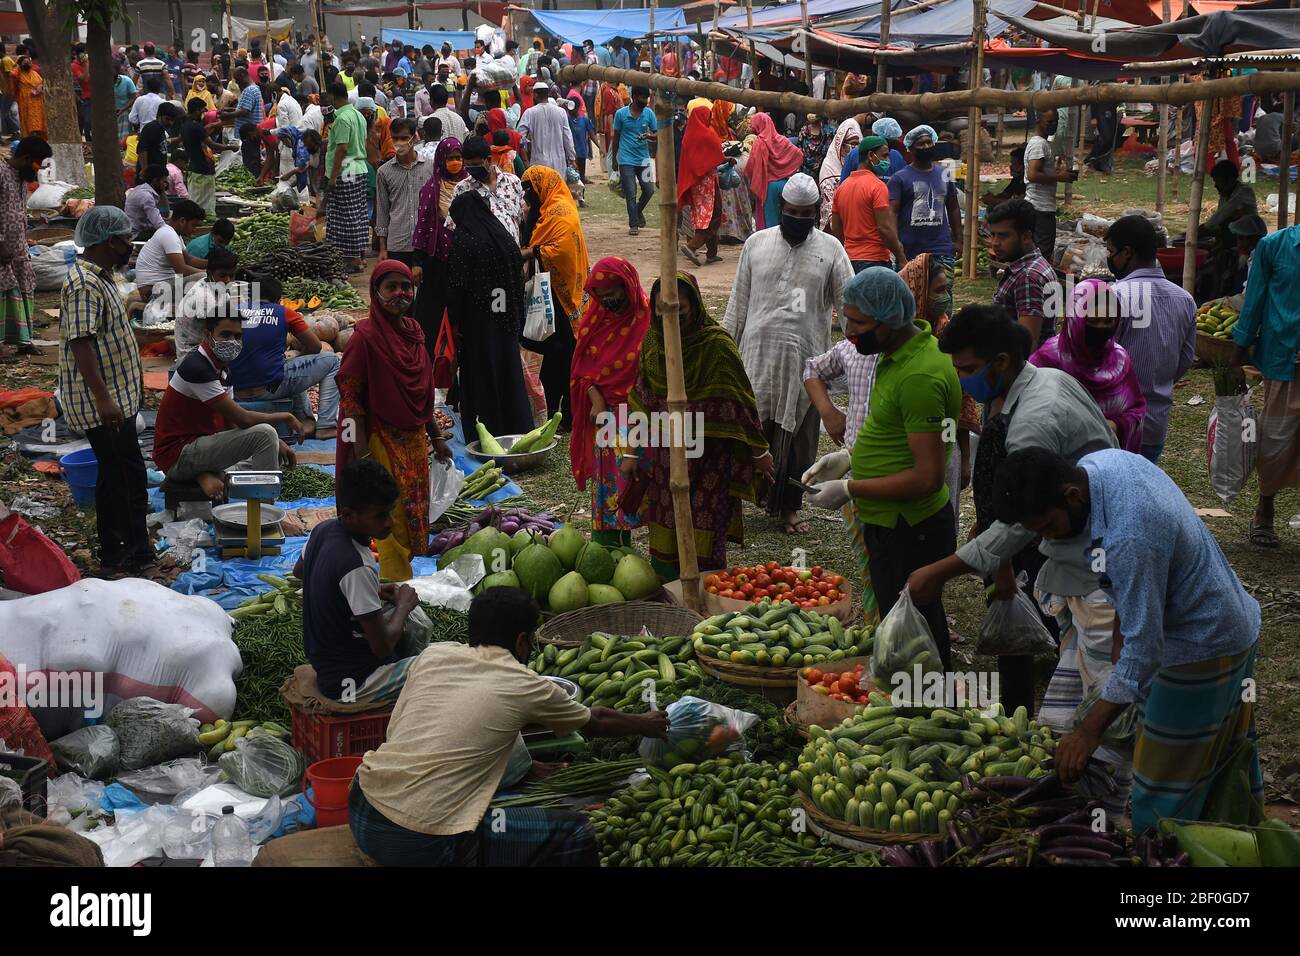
[803,266,961,670]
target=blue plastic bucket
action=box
[59,448,98,508]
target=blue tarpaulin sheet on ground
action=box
[163,409,524,608]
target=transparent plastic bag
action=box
[49,725,121,779]
[217,733,308,798]
[391,602,434,658]
[871,588,943,694]
[975,574,1056,657]
[115,757,221,797]
[1074,682,1140,755]
[428,459,463,524]
[639,696,758,767]
[47,772,106,814]
[106,697,200,771]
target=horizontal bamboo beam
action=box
[1122,48,1300,72]
[559,61,1300,119]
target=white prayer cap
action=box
[781,173,819,207]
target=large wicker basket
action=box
[535,601,703,648]
[695,654,799,705]
[798,792,931,848]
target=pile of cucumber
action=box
[791,699,1057,835]
[529,633,704,709]
[690,599,873,668]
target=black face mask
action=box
[851,330,882,355]
[1083,324,1114,352]
[467,163,491,182]
[780,214,815,246]
[1106,253,1130,280]
[913,146,938,164]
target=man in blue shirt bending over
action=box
[991,446,1261,834]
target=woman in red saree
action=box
[677,104,725,266]
[569,257,652,547]
[336,260,452,580]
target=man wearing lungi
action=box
[324,81,371,272]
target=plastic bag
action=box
[523,268,556,341]
[47,772,107,814]
[1074,682,1139,755]
[0,775,21,810]
[1207,391,1258,502]
[115,757,221,796]
[975,574,1056,657]
[391,602,434,658]
[639,696,758,766]
[49,725,121,779]
[106,697,200,771]
[428,459,463,524]
[0,511,81,594]
[217,733,307,798]
[871,589,944,696]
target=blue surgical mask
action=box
[959,361,1004,404]
[872,159,891,176]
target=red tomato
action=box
[728,567,741,577]
[812,565,823,577]
[754,588,767,600]
[817,596,830,606]
[706,586,718,594]
[740,582,754,596]
[720,589,736,599]
[831,574,845,587]
[703,574,719,588]
[755,573,771,587]
[806,668,822,683]
[821,673,837,687]
[766,560,779,571]
[801,601,815,609]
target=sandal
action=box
[679,244,702,266]
[1249,524,1280,548]
[782,518,811,535]
[705,255,724,264]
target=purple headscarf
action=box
[411,137,466,262]
[1029,278,1147,453]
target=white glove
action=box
[806,478,852,510]
[802,448,851,485]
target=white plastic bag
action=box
[639,696,758,766]
[428,458,463,524]
[871,588,943,696]
[523,268,556,342]
[1207,390,1257,502]
[976,573,1056,657]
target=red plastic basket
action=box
[291,707,393,765]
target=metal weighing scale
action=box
[213,470,284,559]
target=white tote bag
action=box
[523,267,556,342]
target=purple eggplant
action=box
[1039,845,1113,862]
[880,845,920,867]
[975,844,1027,866]
[1031,823,1097,841]
[1010,772,1066,806]
[918,838,947,867]
[1168,851,1189,867]
[1041,833,1126,854]
[978,775,1034,793]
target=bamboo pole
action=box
[962,0,987,280]
[652,99,704,615]
[226,0,234,55]
[1063,0,1085,204]
[1183,97,1213,292]
[1155,0,1171,214]
[650,0,657,75]
[799,0,814,85]
[264,0,270,49]
[1123,49,1300,72]
[875,0,892,94]
[312,0,327,93]
[559,63,1300,116]
[1282,93,1294,228]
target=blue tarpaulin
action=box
[718,0,881,30]
[380,28,479,51]
[527,8,692,45]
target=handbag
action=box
[522,253,556,342]
[432,308,457,389]
[717,163,741,190]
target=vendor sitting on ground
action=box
[349,585,668,866]
[982,145,1025,209]
[186,216,235,261]
[1192,160,1258,300]
[124,164,171,239]
[228,275,341,441]
[135,198,209,322]
[295,457,422,705]
[174,246,239,366]
[152,313,305,500]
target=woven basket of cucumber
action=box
[535,602,703,649]
[799,791,930,847]
[783,701,811,739]
[694,655,800,704]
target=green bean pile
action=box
[278,467,337,501]
[231,606,307,725]
[422,604,470,643]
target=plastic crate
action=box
[0,752,49,817]
[291,708,393,765]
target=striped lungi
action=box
[841,503,879,625]
[0,288,34,346]
[1131,643,1262,833]
[187,172,216,218]
[1256,370,1300,496]
[327,173,369,258]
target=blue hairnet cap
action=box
[904,124,938,149]
[872,117,903,141]
[842,266,916,329]
[74,205,132,248]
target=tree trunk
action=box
[23,0,89,187]
[87,15,126,206]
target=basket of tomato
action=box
[701,562,852,622]
[796,658,878,728]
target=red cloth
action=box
[568,257,651,487]
[744,112,805,209]
[519,75,536,112]
[0,653,55,776]
[678,105,723,202]
[486,108,521,151]
[335,259,434,468]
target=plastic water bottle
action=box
[211,805,253,867]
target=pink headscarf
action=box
[1029,278,1147,453]
[743,112,805,229]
